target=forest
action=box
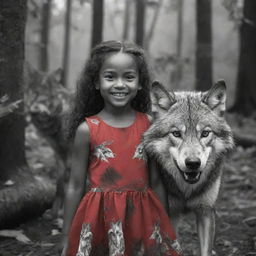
[0,0,256,255]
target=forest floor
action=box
[0,114,256,256]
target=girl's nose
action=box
[114,79,125,89]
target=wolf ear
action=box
[202,80,226,116]
[151,81,176,115]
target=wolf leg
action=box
[170,214,181,237]
[195,207,215,256]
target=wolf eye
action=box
[172,131,182,138]
[201,130,211,138]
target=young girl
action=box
[61,41,182,256]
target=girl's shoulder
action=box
[77,120,90,132]
[75,121,90,140]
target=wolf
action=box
[24,65,73,217]
[143,81,234,256]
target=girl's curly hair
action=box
[66,40,152,140]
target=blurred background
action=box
[26,0,239,106]
[1,0,256,255]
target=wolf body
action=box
[143,81,234,256]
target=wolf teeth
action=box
[183,172,200,181]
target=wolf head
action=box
[143,81,234,192]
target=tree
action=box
[144,0,163,51]
[230,0,256,116]
[39,0,52,72]
[91,0,104,48]
[62,0,72,88]
[175,0,184,87]
[122,0,131,41]
[195,0,212,91]
[135,0,146,46]
[0,0,54,228]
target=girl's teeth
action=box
[112,93,127,96]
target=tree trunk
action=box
[39,0,52,72]
[0,0,55,228]
[122,0,131,41]
[144,0,163,51]
[62,0,72,88]
[135,0,146,46]
[230,1,256,116]
[175,0,184,88]
[195,0,212,91]
[91,0,104,49]
[0,171,55,228]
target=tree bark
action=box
[0,0,55,228]
[0,171,55,228]
[144,0,163,51]
[195,0,212,91]
[91,0,104,49]
[122,0,131,41]
[175,0,184,88]
[230,1,256,116]
[39,0,52,72]
[62,0,72,88]
[0,0,27,178]
[135,0,146,46]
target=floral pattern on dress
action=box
[108,221,125,256]
[90,119,100,125]
[133,143,147,161]
[170,239,183,255]
[76,223,93,256]
[93,141,115,162]
[150,222,163,244]
[149,223,182,255]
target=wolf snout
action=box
[185,157,201,170]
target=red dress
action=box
[67,112,182,256]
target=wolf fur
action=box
[143,81,234,256]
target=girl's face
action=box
[97,52,141,110]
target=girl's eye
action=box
[125,75,136,81]
[104,74,114,80]
[201,130,211,138]
[105,76,113,80]
[171,131,182,138]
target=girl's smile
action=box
[98,52,141,109]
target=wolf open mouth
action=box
[174,160,201,184]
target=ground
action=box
[0,115,256,256]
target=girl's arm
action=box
[148,159,170,215]
[62,121,90,238]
